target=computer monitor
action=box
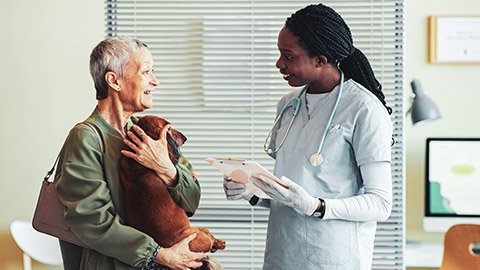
[424,138,480,232]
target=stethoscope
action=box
[264,70,344,166]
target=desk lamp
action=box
[408,79,441,125]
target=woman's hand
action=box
[121,124,178,186]
[155,234,205,270]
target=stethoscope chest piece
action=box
[310,153,324,166]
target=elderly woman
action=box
[54,36,204,270]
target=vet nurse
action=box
[54,37,204,270]
[224,4,393,269]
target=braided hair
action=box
[285,4,392,115]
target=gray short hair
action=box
[89,36,148,100]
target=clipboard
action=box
[205,157,288,197]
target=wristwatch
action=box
[312,198,326,219]
[249,195,259,206]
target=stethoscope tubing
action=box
[264,70,345,156]
[315,70,344,156]
[263,85,306,154]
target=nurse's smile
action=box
[282,72,294,81]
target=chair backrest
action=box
[440,224,480,270]
[10,220,63,266]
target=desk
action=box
[405,242,443,268]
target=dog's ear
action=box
[147,124,163,141]
[136,115,186,146]
[137,116,164,140]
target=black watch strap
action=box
[249,195,259,206]
[312,198,326,219]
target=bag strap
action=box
[44,122,104,181]
[83,122,104,153]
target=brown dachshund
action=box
[119,115,226,270]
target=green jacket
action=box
[54,108,201,269]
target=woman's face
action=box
[275,26,319,87]
[118,46,158,112]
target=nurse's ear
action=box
[315,55,328,68]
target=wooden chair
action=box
[440,224,480,270]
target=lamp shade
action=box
[410,79,441,125]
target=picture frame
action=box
[427,16,480,64]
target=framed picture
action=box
[427,16,480,64]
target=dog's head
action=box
[135,115,187,165]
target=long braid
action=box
[285,4,392,115]
[340,49,392,114]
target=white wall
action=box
[405,0,480,243]
[0,1,103,268]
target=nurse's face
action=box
[275,26,319,87]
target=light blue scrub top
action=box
[263,79,392,270]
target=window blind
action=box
[105,1,405,269]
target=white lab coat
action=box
[261,79,392,270]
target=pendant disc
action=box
[310,153,324,166]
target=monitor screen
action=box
[424,138,480,232]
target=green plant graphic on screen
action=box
[430,182,455,214]
[430,163,476,215]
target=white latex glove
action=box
[223,176,254,201]
[251,175,318,215]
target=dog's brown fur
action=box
[119,115,225,269]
